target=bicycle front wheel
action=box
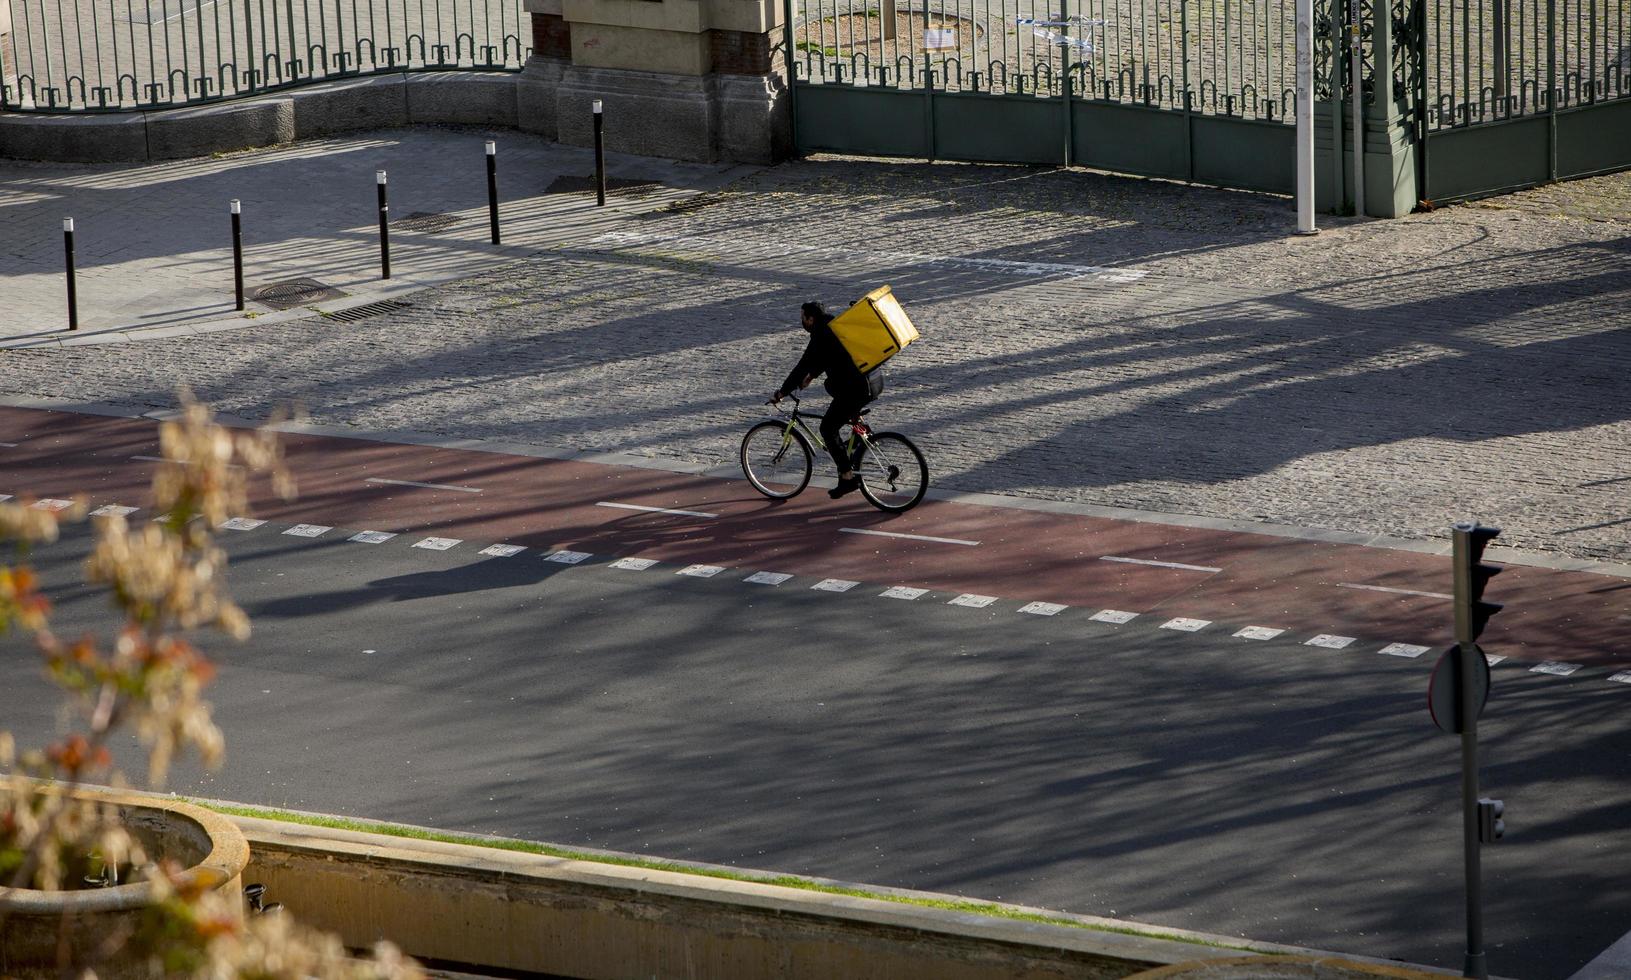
[854,432,928,512]
[741,421,813,499]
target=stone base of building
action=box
[540,62,789,165]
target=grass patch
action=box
[200,801,1256,952]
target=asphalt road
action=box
[6,513,1630,979]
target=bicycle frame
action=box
[774,397,869,460]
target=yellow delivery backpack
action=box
[829,285,920,373]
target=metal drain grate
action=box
[322,300,412,323]
[396,211,460,232]
[660,192,722,214]
[545,175,660,196]
[250,278,346,310]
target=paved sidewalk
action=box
[0,126,750,340]
[1,136,1628,567]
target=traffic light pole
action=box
[1452,523,1487,980]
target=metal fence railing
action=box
[0,0,530,112]
[790,0,1302,122]
[1422,0,1631,128]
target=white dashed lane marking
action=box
[131,455,242,470]
[1379,643,1431,658]
[284,524,332,537]
[1160,618,1211,632]
[812,579,859,592]
[547,550,592,564]
[1336,582,1452,600]
[1019,601,1067,616]
[1235,626,1285,640]
[1531,661,1581,676]
[610,557,658,570]
[413,537,461,551]
[0,442,16,447]
[1091,610,1139,624]
[0,495,10,503]
[1306,635,1357,649]
[677,564,724,578]
[597,502,719,519]
[1610,672,1631,685]
[31,499,73,512]
[745,571,793,585]
[840,528,980,546]
[1101,556,1221,573]
[481,544,527,558]
[91,505,139,517]
[220,518,266,530]
[880,586,928,600]
[365,477,482,494]
[350,531,398,544]
[948,594,997,608]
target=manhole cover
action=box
[545,175,661,196]
[250,278,346,310]
[396,211,460,232]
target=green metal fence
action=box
[0,0,530,112]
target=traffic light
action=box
[1453,522,1503,644]
[1478,798,1505,843]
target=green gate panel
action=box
[795,85,928,158]
[1425,116,1550,201]
[934,93,1063,165]
[1070,101,1188,180]
[1189,115,1295,194]
[1557,100,1631,180]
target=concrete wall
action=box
[0,72,520,164]
[234,818,1457,980]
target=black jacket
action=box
[779,318,883,402]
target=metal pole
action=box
[230,199,244,311]
[1451,524,1487,980]
[63,217,78,331]
[1349,0,1366,216]
[1295,0,1316,233]
[376,169,391,279]
[485,139,500,244]
[592,99,606,207]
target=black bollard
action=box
[230,200,245,311]
[63,217,78,331]
[486,140,500,244]
[593,99,606,207]
[376,170,391,280]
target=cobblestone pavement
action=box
[2,144,1628,564]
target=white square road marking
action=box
[547,550,592,564]
[1160,618,1211,632]
[1379,643,1430,659]
[880,586,927,600]
[1090,610,1138,624]
[1306,634,1356,649]
[677,564,724,578]
[610,557,658,570]
[1234,626,1285,640]
[220,518,265,531]
[948,594,997,608]
[284,524,331,538]
[349,531,398,544]
[812,579,859,592]
[1608,671,1631,685]
[31,499,73,512]
[1530,661,1580,676]
[745,571,793,586]
[0,495,11,503]
[1019,601,1067,616]
[1484,653,1507,666]
[480,544,527,558]
[91,505,139,518]
[413,537,461,551]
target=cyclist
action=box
[770,301,884,499]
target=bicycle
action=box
[740,393,929,512]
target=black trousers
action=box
[821,392,873,475]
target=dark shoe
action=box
[828,476,862,499]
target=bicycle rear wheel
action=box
[741,421,813,499]
[854,432,928,512]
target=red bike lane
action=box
[2,404,1626,668]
